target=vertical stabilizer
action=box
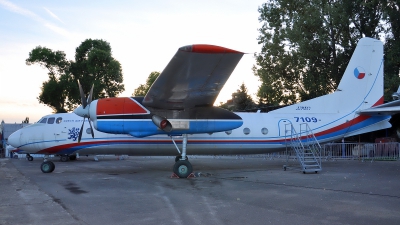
[336,37,384,110]
[270,38,389,141]
[272,37,384,114]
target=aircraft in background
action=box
[8,37,400,177]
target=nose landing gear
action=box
[26,153,33,161]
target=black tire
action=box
[60,155,69,162]
[28,156,33,161]
[41,161,55,173]
[173,160,193,178]
[69,155,77,161]
[175,155,188,162]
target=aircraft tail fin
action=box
[335,37,384,110]
[272,37,384,114]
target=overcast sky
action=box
[0,0,265,123]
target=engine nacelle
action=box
[151,115,172,132]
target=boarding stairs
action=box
[284,123,322,173]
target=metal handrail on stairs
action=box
[283,123,322,173]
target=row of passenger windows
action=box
[39,117,62,124]
[225,127,268,135]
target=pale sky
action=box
[0,0,265,123]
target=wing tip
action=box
[179,44,242,54]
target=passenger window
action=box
[56,117,62,124]
[39,118,47,124]
[47,117,55,124]
[261,128,268,135]
[243,128,250,135]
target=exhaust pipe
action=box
[152,115,172,132]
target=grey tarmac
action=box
[1,156,400,225]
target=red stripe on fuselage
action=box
[314,96,383,137]
[372,96,384,107]
[314,115,370,137]
[97,97,148,115]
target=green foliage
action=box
[26,39,125,113]
[26,46,70,79]
[254,0,390,105]
[132,71,160,96]
[383,1,400,101]
[220,83,256,111]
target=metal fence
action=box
[321,142,399,161]
[234,142,399,162]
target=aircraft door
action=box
[278,119,293,143]
[52,117,67,142]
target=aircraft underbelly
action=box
[76,143,286,156]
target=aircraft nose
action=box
[8,130,22,148]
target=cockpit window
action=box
[39,118,47,124]
[56,117,62,124]
[47,117,55,124]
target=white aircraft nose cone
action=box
[74,105,89,118]
[8,130,21,148]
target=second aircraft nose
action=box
[8,129,22,148]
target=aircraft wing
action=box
[358,99,400,116]
[143,45,244,109]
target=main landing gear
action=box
[171,134,193,178]
[59,154,76,162]
[39,154,78,173]
[40,155,55,173]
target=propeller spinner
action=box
[73,80,94,142]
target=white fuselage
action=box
[8,109,390,156]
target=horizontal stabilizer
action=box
[358,99,400,115]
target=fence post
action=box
[341,138,345,158]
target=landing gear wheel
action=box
[69,155,77,161]
[173,160,193,178]
[41,161,55,173]
[175,155,188,162]
[60,155,69,162]
[26,154,33,161]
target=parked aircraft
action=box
[8,38,400,177]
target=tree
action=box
[383,1,400,100]
[26,46,70,112]
[26,39,125,113]
[22,117,29,124]
[132,71,160,96]
[220,83,256,111]
[254,0,386,105]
